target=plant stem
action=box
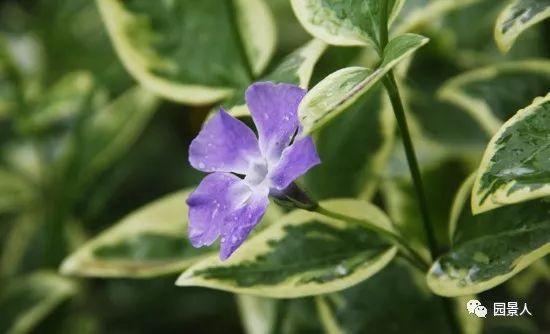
[313,205,429,272]
[377,2,460,333]
[382,74,440,259]
[378,0,439,260]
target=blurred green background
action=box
[0,0,548,333]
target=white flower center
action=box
[244,159,269,186]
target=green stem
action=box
[382,74,440,259]
[313,205,429,272]
[377,0,439,258]
[377,2,460,333]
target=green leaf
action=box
[437,59,550,135]
[222,39,327,117]
[290,0,405,47]
[316,261,482,334]
[304,85,394,200]
[495,0,550,53]
[60,189,208,278]
[0,272,76,334]
[298,33,428,134]
[64,86,159,187]
[97,0,276,104]
[427,180,550,296]
[176,199,397,298]
[60,189,283,278]
[472,94,550,214]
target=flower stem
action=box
[378,2,461,333]
[313,205,429,272]
[378,0,439,260]
[382,74,440,259]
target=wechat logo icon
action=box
[467,299,487,318]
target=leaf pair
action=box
[428,95,550,296]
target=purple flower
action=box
[186,82,321,260]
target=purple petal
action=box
[269,136,321,190]
[246,82,306,161]
[220,191,269,260]
[187,173,251,248]
[189,109,261,174]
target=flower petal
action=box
[189,109,261,174]
[220,191,269,260]
[246,82,306,161]
[187,173,251,248]
[269,136,321,190]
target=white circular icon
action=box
[474,306,487,318]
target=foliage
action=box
[0,0,548,333]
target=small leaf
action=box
[438,59,550,135]
[60,189,208,278]
[427,181,550,296]
[290,0,405,47]
[0,272,76,334]
[298,33,428,134]
[495,0,550,53]
[316,262,482,334]
[176,199,397,298]
[97,0,276,104]
[472,94,550,214]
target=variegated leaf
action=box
[60,189,282,278]
[427,180,550,297]
[177,199,397,298]
[472,94,550,214]
[60,189,209,278]
[299,33,428,134]
[97,0,276,104]
[495,0,550,53]
[438,59,550,135]
[290,0,405,47]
